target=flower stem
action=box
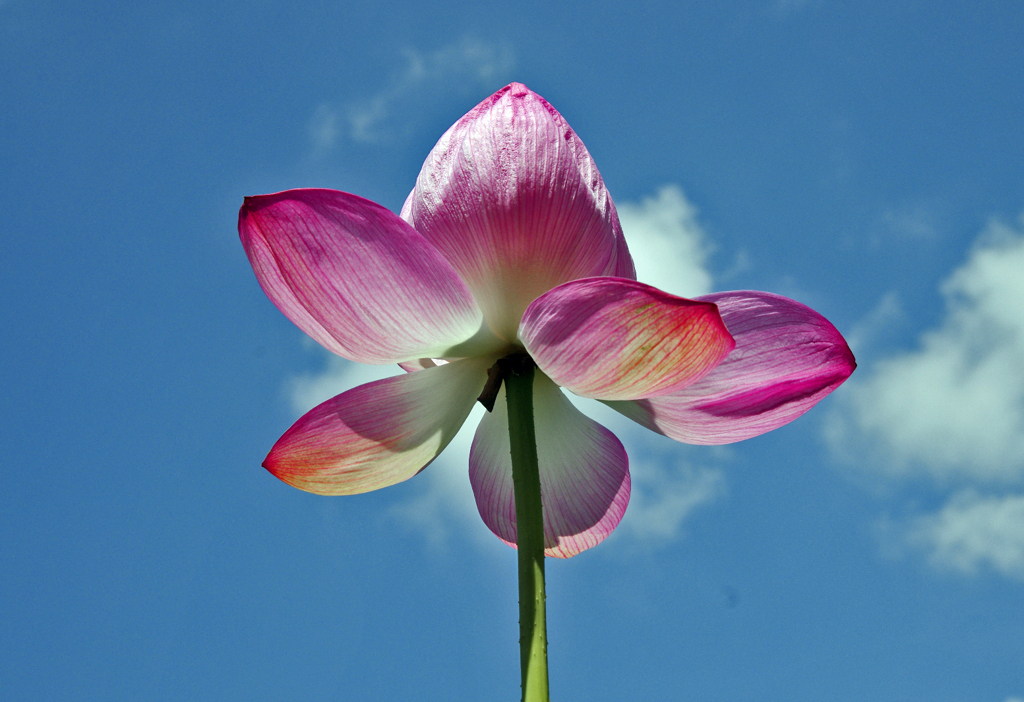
[503,355,550,702]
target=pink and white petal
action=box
[521,278,735,401]
[469,371,630,558]
[240,189,497,364]
[397,358,441,372]
[265,356,491,495]
[605,291,856,445]
[400,83,635,341]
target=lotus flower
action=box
[239,83,855,558]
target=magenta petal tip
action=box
[607,291,855,445]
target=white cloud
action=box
[828,213,1024,578]
[566,396,729,545]
[310,37,515,152]
[844,290,905,353]
[288,354,394,416]
[281,184,723,553]
[606,418,726,542]
[386,402,496,549]
[900,492,1024,578]
[617,184,713,297]
[307,104,339,158]
[625,458,725,541]
[827,215,1024,484]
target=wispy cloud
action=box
[308,104,339,156]
[283,184,725,553]
[624,461,725,541]
[844,291,906,353]
[827,212,1024,577]
[616,184,713,298]
[289,354,495,549]
[386,403,495,550]
[308,37,515,155]
[862,202,943,250]
[827,215,1024,483]
[603,417,726,542]
[907,492,1024,577]
[880,491,1024,579]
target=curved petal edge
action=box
[240,189,493,364]
[605,291,856,444]
[401,83,635,341]
[265,357,490,495]
[469,372,630,558]
[521,277,735,400]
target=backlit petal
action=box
[401,83,635,341]
[264,357,491,495]
[240,189,496,364]
[521,277,735,400]
[397,358,440,372]
[469,371,630,558]
[605,291,856,444]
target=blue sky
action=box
[3,1,1023,700]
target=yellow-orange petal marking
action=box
[265,357,490,495]
[520,277,735,401]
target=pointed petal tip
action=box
[402,82,633,340]
[608,290,857,445]
[493,82,534,99]
[239,189,297,214]
[261,358,489,496]
[238,188,486,364]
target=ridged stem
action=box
[503,355,549,702]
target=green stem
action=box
[503,356,550,702]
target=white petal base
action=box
[470,371,630,558]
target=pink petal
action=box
[400,83,635,342]
[520,277,735,401]
[605,291,856,444]
[469,371,630,558]
[397,358,441,372]
[240,189,497,364]
[265,357,491,495]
